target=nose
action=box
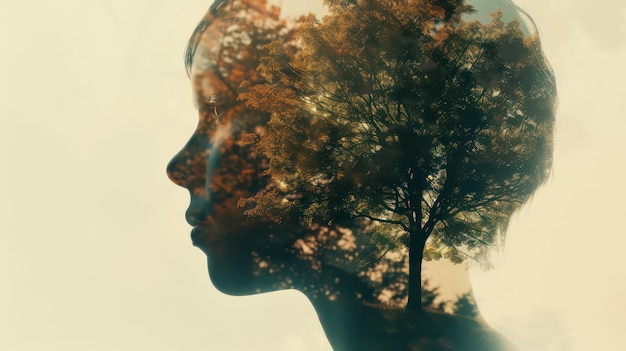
[167,133,214,226]
[166,144,196,190]
[166,130,212,191]
[166,151,187,188]
[168,128,228,226]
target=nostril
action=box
[185,196,214,225]
[168,170,188,187]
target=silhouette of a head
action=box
[167,0,556,315]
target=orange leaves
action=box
[239,82,300,114]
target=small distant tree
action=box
[240,0,556,312]
[422,278,448,312]
[452,292,479,318]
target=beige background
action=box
[1,1,624,350]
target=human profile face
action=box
[165,1,381,302]
[165,1,285,295]
[165,0,349,297]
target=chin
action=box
[192,222,299,296]
[203,252,261,296]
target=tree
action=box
[240,0,556,313]
[452,291,480,318]
[421,278,448,312]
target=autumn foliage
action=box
[239,0,556,311]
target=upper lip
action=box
[185,215,211,228]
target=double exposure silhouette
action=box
[167,0,556,350]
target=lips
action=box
[190,225,213,254]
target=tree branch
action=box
[352,213,409,232]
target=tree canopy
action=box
[239,0,556,311]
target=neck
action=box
[311,297,517,351]
[302,263,518,351]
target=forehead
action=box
[185,0,327,76]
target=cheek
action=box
[208,133,269,218]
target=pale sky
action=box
[1,1,625,350]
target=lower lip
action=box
[190,226,211,246]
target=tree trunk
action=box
[405,230,428,313]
